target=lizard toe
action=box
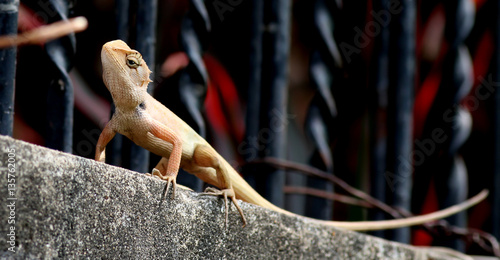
[201,188,246,227]
[162,176,177,199]
[146,168,162,180]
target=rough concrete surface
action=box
[0,135,473,259]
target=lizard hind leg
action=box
[193,144,247,227]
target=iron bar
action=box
[368,0,390,239]
[42,0,76,153]
[303,0,340,219]
[433,0,474,250]
[413,0,474,250]
[242,0,264,190]
[174,0,211,191]
[493,0,500,242]
[116,0,130,42]
[386,0,416,243]
[243,0,291,207]
[0,0,19,136]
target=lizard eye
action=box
[126,57,140,68]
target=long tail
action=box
[220,159,488,231]
[310,190,487,231]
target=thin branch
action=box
[0,16,88,48]
[249,157,405,218]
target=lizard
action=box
[95,39,488,231]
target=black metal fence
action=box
[1,0,499,256]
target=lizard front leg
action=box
[95,122,116,162]
[192,144,247,227]
[149,119,183,199]
[149,157,179,198]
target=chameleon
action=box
[96,40,488,231]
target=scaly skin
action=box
[96,40,487,231]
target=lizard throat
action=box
[103,70,148,109]
[110,90,146,109]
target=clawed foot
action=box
[147,168,177,199]
[202,187,247,227]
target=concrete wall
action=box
[0,135,471,259]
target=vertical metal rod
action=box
[303,0,340,219]
[431,0,473,250]
[44,0,76,153]
[386,0,416,243]
[243,0,264,190]
[259,0,290,206]
[0,0,19,136]
[175,0,210,191]
[412,0,473,250]
[178,0,210,138]
[368,0,390,238]
[116,0,130,42]
[244,0,291,207]
[493,0,500,241]
[135,0,157,77]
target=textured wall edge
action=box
[0,135,462,259]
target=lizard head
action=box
[101,40,152,106]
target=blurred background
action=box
[1,0,499,256]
